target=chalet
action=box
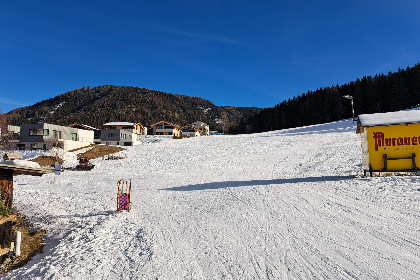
[358,109,420,176]
[100,122,147,146]
[149,121,181,137]
[192,121,210,136]
[181,125,202,137]
[17,123,94,151]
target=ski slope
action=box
[3,119,420,279]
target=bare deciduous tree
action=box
[0,112,12,150]
[220,111,229,134]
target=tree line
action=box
[230,63,420,134]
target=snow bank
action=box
[2,150,46,161]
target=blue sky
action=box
[1,0,420,113]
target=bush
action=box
[0,197,11,218]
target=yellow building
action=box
[358,109,420,176]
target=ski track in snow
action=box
[2,119,420,279]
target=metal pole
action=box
[343,95,355,123]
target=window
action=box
[94,131,101,139]
[108,133,119,138]
[53,130,62,139]
[29,129,49,136]
[70,133,77,141]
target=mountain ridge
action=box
[6,85,261,131]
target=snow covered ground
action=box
[2,119,420,279]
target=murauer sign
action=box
[358,110,420,175]
[373,132,420,151]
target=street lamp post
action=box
[343,95,355,122]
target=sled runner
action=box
[117,179,132,212]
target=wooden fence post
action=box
[0,220,13,250]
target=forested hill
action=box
[6,85,261,131]
[231,63,420,134]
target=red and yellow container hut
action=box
[358,109,420,176]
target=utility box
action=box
[55,162,62,175]
[358,109,420,176]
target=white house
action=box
[69,123,101,144]
[192,121,210,136]
[18,123,94,151]
[181,125,202,137]
[100,122,147,146]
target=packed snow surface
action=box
[3,120,420,279]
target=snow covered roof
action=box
[0,162,51,176]
[103,122,137,126]
[79,124,97,130]
[358,109,420,127]
[69,123,98,130]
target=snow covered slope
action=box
[3,119,420,279]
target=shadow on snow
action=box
[162,175,356,191]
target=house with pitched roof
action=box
[192,121,210,136]
[149,121,181,137]
[100,122,147,146]
[181,125,202,137]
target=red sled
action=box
[117,179,132,212]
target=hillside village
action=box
[2,120,217,152]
